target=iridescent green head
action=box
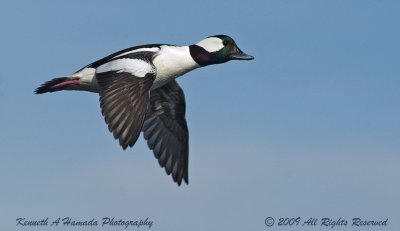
[189,35,254,66]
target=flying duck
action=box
[35,35,254,185]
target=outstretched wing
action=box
[96,52,157,149]
[142,80,189,185]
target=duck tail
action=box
[35,77,80,94]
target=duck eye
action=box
[223,40,228,46]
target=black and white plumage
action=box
[35,35,254,185]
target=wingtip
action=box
[175,174,189,186]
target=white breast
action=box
[152,45,200,89]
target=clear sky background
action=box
[0,0,399,230]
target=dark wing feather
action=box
[97,71,155,149]
[142,80,189,185]
[78,44,166,71]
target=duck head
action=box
[189,35,254,66]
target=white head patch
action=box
[196,37,224,53]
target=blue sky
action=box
[0,0,399,230]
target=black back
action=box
[77,44,169,71]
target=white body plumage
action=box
[71,45,199,92]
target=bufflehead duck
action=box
[35,35,254,185]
